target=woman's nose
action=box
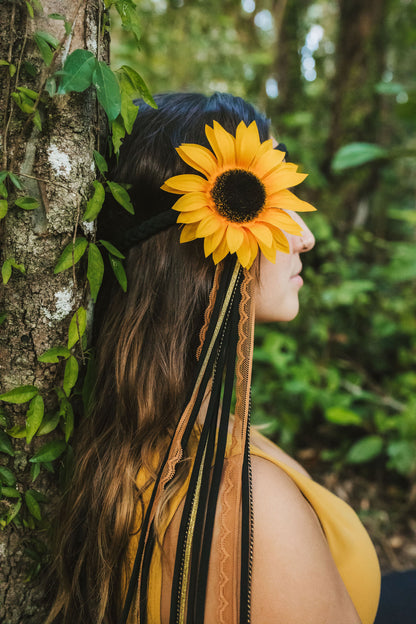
[290,212,315,253]
[298,223,315,252]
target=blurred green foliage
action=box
[109,0,416,478]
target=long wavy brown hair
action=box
[46,93,270,624]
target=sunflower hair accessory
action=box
[162,120,316,269]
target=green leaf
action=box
[0,200,8,219]
[17,86,38,100]
[118,65,156,108]
[0,171,8,183]
[26,1,34,18]
[115,1,142,44]
[67,307,87,349]
[6,425,27,438]
[6,499,22,525]
[58,49,96,95]
[48,12,66,20]
[107,181,134,214]
[38,346,71,363]
[54,237,88,273]
[30,462,41,482]
[29,439,66,463]
[111,115,126,154]
[0,430,14,456]
[83,180,105,221]
[109,256,127,292]
[92,61,121,122]
[0,385,38,404]
[0,181,8,198]
[25,489,42,520]
[93,150,108,175]
[346,435,384,464]
[34,31,57,66]
[325,407,364,427]
[99,239,125,259]
[23,61,38,77]
[26,395,44,444]
[87,243,104,302]
[332,143,389,172]
[33,110,42,131]
[0,466,16,486]
[2,259,12,284]
[120,90,139,134]
[8,172,22,190]
[35,30,59,48]
[15,196,40,210]
[1,486,21,499]
[63,356,79,396]
[37,411,60,436]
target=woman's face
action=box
[255,210,315,323]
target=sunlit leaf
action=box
[29,439,66,463]
[0,385,38,404]
[99,239,125,259]
[109,256,127,292]
[57,49,96,95]
[83,180,105,221]
[107,181,134,214]
[63,356,79,396]
[54,237,88,273]
[67,307,87,349]
[332,143,389,171]
[92,61,121,121]
[26,395,44,444]
[346,436,384,463]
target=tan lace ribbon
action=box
[218,268,255,624]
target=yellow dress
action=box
[129,429,381,624]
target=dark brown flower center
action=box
[211,169,266,223]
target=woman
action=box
[47,92,380,624]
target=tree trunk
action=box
[0,1,107,622]
[323,0,387,224]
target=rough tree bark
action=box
[0,1,107,622]
[323,0,388,225]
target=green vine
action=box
[0,0,153,573]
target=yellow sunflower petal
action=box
[180,223,199,243]
[204,225,226,257]
[266,188,316,212]
[245,230,260,268]
[212,233,230,264]
[196,214,221,237]
[235,230,253,268]
[251,149,285,178]
[252,138,274,160]
[248,221,273,247]
[257,238,277,263]
[268,224,290,253]
[211,121,236,167]
[235,120,261,168]
[257,209,303,235]
[226,224,245,253]
[263,168,307,192]
[161,174,209,194]
[171,192,210,212]
[176,145,217,178]
[177,206,210,224]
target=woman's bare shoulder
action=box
[250,454,361,624]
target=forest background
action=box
[110,0,416,570]
[0,0,415,621]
